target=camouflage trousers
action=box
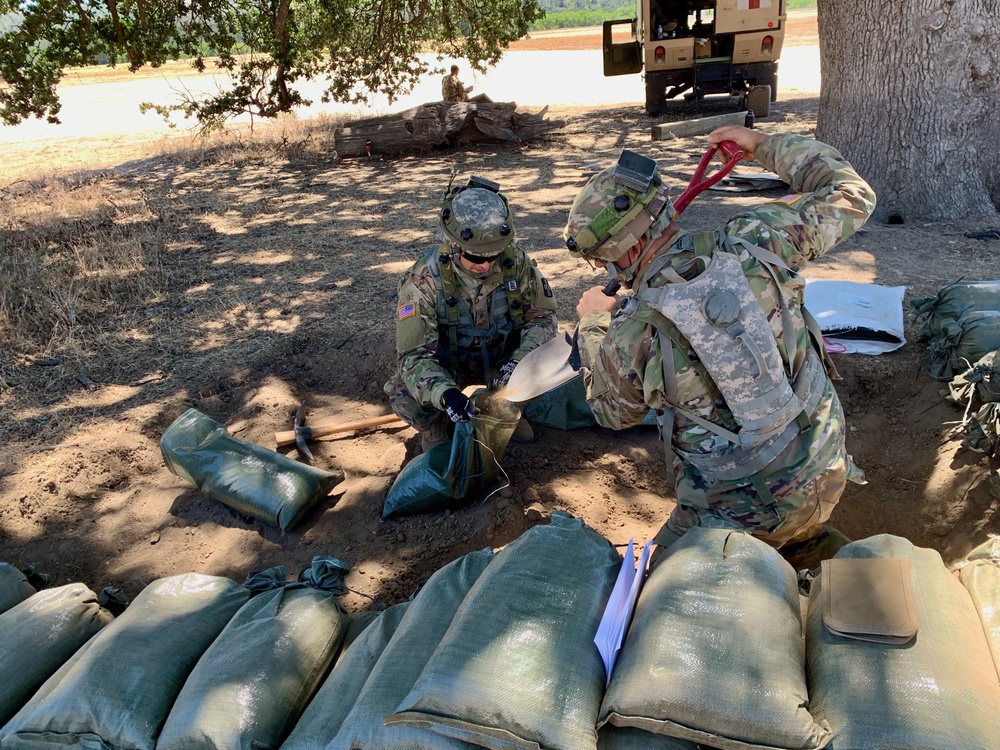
[653,384,862,552]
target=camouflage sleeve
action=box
[395,266,459,409]
[511,259,558,361]
[726,134,877,266]
[577,310,656,429]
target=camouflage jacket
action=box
[441,74,469,102]
[578,134,876,478]
[395,243,558,408]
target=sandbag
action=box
[382,392,520,518]
[926,311,1000,381]
[388,512,620,750]
[334,610,381,665]
[523,373,598,429]
[279,601,410,750]
[1,573,249,750]
[161,408,344,531]
[156,559,350,750]
[806,534,1000,750]
[598,726,701,750]
[0,584,114,727]
[911,279,1000,342]
[948,348,1000,405]
[0,563,36,616]
[600,527,829,750]
[959,552,1000,684]
[329,548,494,750]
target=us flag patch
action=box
[398,303,416,320]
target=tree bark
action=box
[816,0,1000,222]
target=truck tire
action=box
[746,85,771,118]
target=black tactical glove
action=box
[442,388,480,423]
[491,359,519,390]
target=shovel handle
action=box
[275,414,407,447]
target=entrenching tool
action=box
[275,405,406,461]
[502,141,744,405]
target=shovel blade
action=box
[501,332,580,404]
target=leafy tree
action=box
[0,0,544,130]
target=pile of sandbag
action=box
[911,279,1000,381]
[947,346,1000,455]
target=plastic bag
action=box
[388,513,620,750]
[156,559,350,750]
[0,584,114,727]
[600,527,829,750]
[1,573,249,750]
[807,535,1000,750]
[161,409,344,531]
[382,393,519,518]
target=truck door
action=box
[603,19,643,76]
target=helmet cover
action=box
[439,182,515,258]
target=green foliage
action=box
[530,6,633,30]
[0,0,544,131]
[785,0,816,8]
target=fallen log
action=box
[334,102,564,158]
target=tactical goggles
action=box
[459,248,498,265]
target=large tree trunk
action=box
[816,0,1000,223]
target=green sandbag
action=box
[382,393,520,518]
[2,573,249,750]
[0,563,36,616]
[948,348,1000,405]
[388,513,620,750]
[333,611,381,665]
[806,534,1000,750]
[959,556,1000,684]
[279,601,410,750]
[598,726,701,750]
[0,584,114,727]
[330,549,494,750]
[156,559,351,750]
[911,279,1000,342]
[523,373,598,429]
[600,528,829,750]
[927,311,1000,381]
[161,408,344,531]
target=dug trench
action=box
[1,95,998,611]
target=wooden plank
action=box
[651,111,748,141]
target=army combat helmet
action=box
[440,175,515,258]
[563,150,672,263]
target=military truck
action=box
[603,0,784,117]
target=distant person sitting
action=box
[442,65,473,102]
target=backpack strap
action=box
[434,244,462,361]
[498,245,525,330]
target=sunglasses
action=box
[460,249,497,265]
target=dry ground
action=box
[2,13,998,609]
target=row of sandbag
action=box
[912,279,1000,381]
[0,558,366,750]
[4,519,1000,750]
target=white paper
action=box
[594,539,653,685]
[804,279,907,355]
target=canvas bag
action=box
[382,392,519,518]
[0,563,36,616]
[156,559,351,750]
[911,279,1000,342]
[279,601,410,750]
[806,534,1000,750]
[388,512,621,750]
[161,408,344,531]
[0,584,114,727]
[328,549,494,750]
[600,527,829,750]
[926,310,1000,381]
[1,573,249,750]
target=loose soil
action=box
[1,12,997,610]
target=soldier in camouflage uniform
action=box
[385,175,559,452]
[442,65,472,103]
[564,125,876,564]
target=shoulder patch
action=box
[541,278,554,298]
[397,303,416,320]
[770,194,803,205]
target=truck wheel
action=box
[746,85,771,118]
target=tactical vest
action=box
[627,229,831,490]
[431,243,526,380]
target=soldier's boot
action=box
[780,524,851,572]
[420,416,451,454]
[512,416,534,443]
